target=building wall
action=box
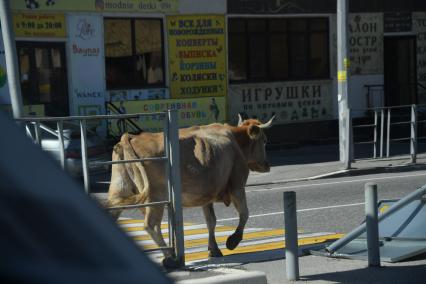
[0,0,425,142]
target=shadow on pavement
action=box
[189,249,286,268]
[301,265,426,284]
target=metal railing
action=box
[351,104,426,163]
[16,110,185,267]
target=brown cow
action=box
[106,115,274,267]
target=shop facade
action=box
[0,0,425,143]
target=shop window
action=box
[104,18,164,90]
[17,42,69,117]
[228,17,329,83]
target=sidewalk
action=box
[169,146,426,284]
[248,147,426,187]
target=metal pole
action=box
[373,111,378,158]
[387,108,391,157]
[349,108,354,162]
[326,183,426,253]
[57,121,66,170]
[380,109,384,158]
[168,109,185,267]
[337,0,351,170]
[80,119,90,193]
[365,183,380,267]
[164,112,174,249]
[410,104,417,164]
[284,191,299,281]
[34,121,41,145]
[0,0,23,118]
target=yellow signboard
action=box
[108,96,225,133]
[13,13,66,38]
[11,0,178,13]
[167,15,227,98]
[23,104,45,116]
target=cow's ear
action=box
[248,124,261,139]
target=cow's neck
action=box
[228,126,251,157]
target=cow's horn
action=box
[259,115,275,129]
[237,113,243,126]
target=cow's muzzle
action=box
[248,161,270,173]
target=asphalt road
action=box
[153,170,426,235]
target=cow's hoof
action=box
[209,249,223,258]
[226,233,242,250]
[162,257,180,269]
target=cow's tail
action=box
[120,133,150,198]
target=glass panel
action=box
[229,35,247,81]
[35,48,52,103]
[147,51,164,84]
[17,43,69,116]
[135,19,164,85]
[135,19,162,54]
[104,19,132,57]
[228,18,245,33]
[269,34,288,79]
[104,19,136,89]
[289,34,308,78]
[18,47,32,105]
[310,18,328,31]
[289,19,307,31]
[310,33,328,78]
[51,48,62,68]
[247,19,266,32]
[249,34,267,79]
[269,19,287,32]
[19,48,30,83]
[106,56,137,88]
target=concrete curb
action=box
[174,269,267,284]
[246,169,349,187]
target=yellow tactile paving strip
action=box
[118,218,343,263]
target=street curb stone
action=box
[173,269,267,284]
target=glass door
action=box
[17,41,69,116]
[384,36,417,106]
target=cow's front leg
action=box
[144,205,177,268]
[226,188,248,250]
[202,203,223,257]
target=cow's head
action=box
[237,114,275,173]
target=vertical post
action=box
[80,119,90,193]
[57,121,66,170]
[380,109,384,158]
[373,111,378,158]
[164,112,174,249]
[349,108,354,162]
[34,121,41,145]
[0,0,23,118]
[410,104,417,164]
[365,183,380,267]
[167,109,185,267]
[387,108,391,157]
[284,191,299,281]
[337,0,351,170]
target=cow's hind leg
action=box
[226,189,248,250]
[202,203,223,257]
[144,205,179,268]
[106,193,145,221]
